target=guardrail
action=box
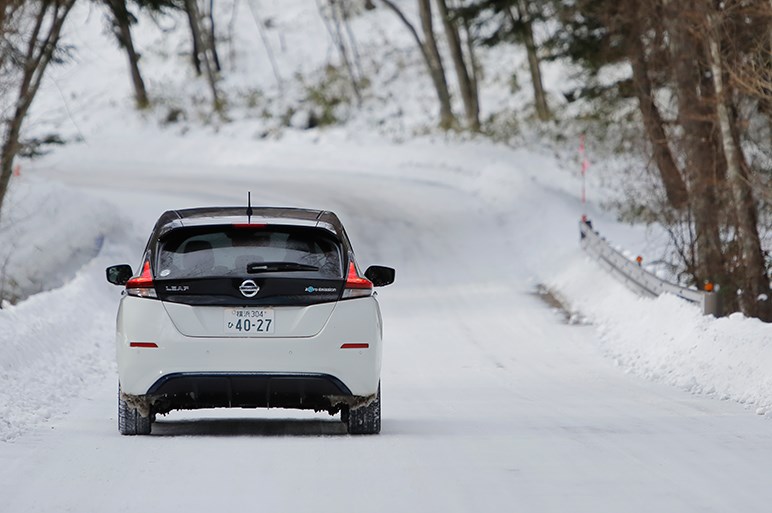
[579,219,721,316]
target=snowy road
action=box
[2,150,772,513]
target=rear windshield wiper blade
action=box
[246,262,319,273]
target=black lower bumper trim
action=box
[146,372,352,414]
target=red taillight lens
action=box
[342,262,373,299]
[125,260,157,298]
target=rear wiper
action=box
[246,262,319,273]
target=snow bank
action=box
[0,175,121,303]
[0,179,135,441]
[550,252,772,416]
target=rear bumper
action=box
[116,295,383,400]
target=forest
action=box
[1,0,771,320]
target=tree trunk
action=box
[666,0,727,297]
[0,0,76,217]
[184,0,220,109]
[418,0,455,129]
[706,10,771,320]
[106,0,149,109]
[185,2,202,75]
[381,0,455,129]
[460,12,479,113]
[207,0,221,72]
[435,0,479,130]
[628,27,688,209]
[512,2,549,121]
[763,0,772,139]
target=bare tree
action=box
[0,0,77,217]
[435,0,479,130]
[508,1,549,121]
[317,0,362,106]
[625,0,688,209]
[459,11,479,114]
[206,0,221,71]
[649,0,772,319]
[381,0,456,129]
[459,0,548,123]
[183,0,220,109]
[184,0,202,74]
[104,0,150,108]
[766,0,772,132]
[417,0,455,127]
[666,1,727,295]
[705,6,771,320]
[718,1,772,147]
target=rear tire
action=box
[118,386,152,436]
[346,383,381,435]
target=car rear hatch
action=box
[153,224,347,338]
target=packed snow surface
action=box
[1,1,772,512]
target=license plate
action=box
[224,308,275,334]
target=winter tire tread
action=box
[118,385,151,436]
[346,383,381,435]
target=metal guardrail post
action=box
[702,292,721,317]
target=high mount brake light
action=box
[125,260,157,298]
[233,223,267,229]
[342,262,373,299]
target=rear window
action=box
[156,226,344,279]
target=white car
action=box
[106,206,395,435]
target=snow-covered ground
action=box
[1,1,772,511]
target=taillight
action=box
[125,260,157,299]
[342,261,373,299]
